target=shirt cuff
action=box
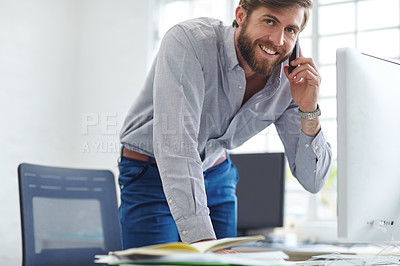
[296,129,332,193]
[299,129,327,158]
[175,215,216,243]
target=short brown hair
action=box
[232,0,313,32]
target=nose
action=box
[269,30,285,46]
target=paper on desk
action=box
[95,251,294,265]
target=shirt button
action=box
[305,144,310,148]
[182,230,188,235]
[239,85,243,89]
[314,145,319,150]
[314,170,317,173]
[228,67,231,71]
[168,199,173,204]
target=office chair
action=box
[18,163,122,266]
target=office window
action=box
[151,0,400,227]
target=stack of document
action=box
[95,235,294,265]
[95,250,292,265]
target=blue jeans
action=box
[118,150,238,249]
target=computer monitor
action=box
[229,153,285,236]
[337,47,400,242]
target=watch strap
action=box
[298,104,321,119]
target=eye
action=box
[286,27,296,35]
[265,19,274,26]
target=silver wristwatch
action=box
[298,104,321,119]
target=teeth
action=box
[260,45,276,55]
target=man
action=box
[119,0,332,249]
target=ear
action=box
[235,6,247,27]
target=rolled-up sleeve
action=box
[152,25,216,243]
[275,101,333,194]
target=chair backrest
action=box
[18,163,122,266]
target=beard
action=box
[237,19,290,77]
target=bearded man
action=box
[118,0,333,249]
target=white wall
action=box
[0,0,151,264]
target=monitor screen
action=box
[337,47,400,242]
[229,152,285,235]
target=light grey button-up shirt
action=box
[120,17,333,243]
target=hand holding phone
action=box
[288,39,299,74]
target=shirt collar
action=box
[270,61,284,89]
[224,26,240,70]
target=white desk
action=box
[234,241,400,265]
[98,241,400,265]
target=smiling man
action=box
[119,0,333,249]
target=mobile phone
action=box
[288,39,299,74]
